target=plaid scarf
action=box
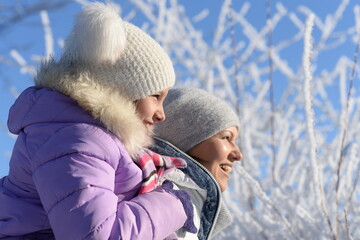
[134,149,187,194]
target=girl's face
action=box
[188,126,243,192]
[135,88,169,130]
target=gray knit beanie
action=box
[58,2,175,101]
[155,87,240,152]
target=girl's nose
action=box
[154,108,165,122]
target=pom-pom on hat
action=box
[60,1,175,101]
[155,87,240,152]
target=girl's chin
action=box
[145,125,154,134]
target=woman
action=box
[152,87,243,239]
[0,3,195,239]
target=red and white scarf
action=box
[134,149,187,194]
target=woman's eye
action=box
[222,136,230,140]
[152,95,160,100]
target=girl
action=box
[0,3,194,239]
[152,87,243,240]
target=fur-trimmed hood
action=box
[31,2,176,157]
[35,60,152,158]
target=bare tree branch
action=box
[0,0,71,33]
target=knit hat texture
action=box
[59,2,175,101]
[155,87,240,152]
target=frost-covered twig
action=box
[335,23,360,238]
[237,166,300,240]
[227,0,241,115]
[344,209,354,240]
[302,13,336,239]
[9,50,36,76]
[266,0,277,184]
[312,0,350,58]
[40,10,54,59]
[335,26,360,198]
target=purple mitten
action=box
[161,180,197,234]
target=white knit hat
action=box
[155,87,240,152]
[59,2,175,101]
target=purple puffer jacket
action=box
[0,87,187,239]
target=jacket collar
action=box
[150,137,232,239]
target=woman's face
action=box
[135,88,169,131]
[188,126,243,192]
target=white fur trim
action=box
[66,80,153,158]
[35,60,152,158]
[62,2,126,65]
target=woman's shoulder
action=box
[151,137,223,239]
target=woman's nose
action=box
[230,146,243,161]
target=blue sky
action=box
[0,0,359,177]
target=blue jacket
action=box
[151,137,232,240]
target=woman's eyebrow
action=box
[220,130,234,136]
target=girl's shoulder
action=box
[31,123,129,171]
